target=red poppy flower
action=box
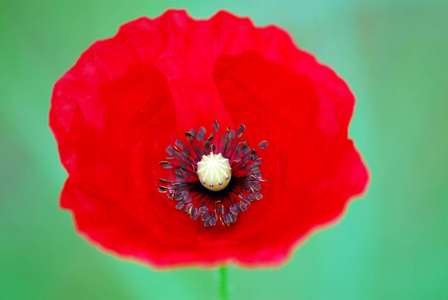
[50,10,368,268]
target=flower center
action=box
[158,120,268,227]
[197,153,232,191]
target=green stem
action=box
[218,266,229,300]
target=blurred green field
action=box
[1,0,447,299]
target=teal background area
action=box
[1,0,447,299]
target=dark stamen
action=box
[157,121,267,227]
[258,140,268,149]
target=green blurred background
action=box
[1,0,447,299]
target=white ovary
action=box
[197,152,232,191]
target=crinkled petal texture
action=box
[50,10,368,268]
